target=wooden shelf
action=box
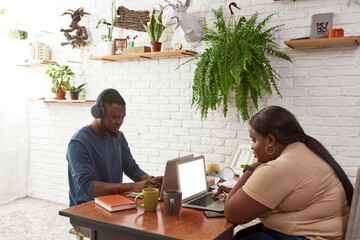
[31,99,95,103]
[284,36,360,49]
[17,60,57,67]
[88,49,197,61]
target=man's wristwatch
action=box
[243,165,255,173]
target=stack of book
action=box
[95,194,136,212]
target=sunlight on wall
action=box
[0,6,32,203]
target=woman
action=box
[218,106,353,240]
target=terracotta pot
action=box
[327,28,344,38]
[55,87,66,100]
[150,41,162,52]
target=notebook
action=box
[176,156,224,212]
[159,154,194,201]
[95,194,136,212]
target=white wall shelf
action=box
[88,49,197,62]
[17,60,57,67]
[284,36,360,49]
[30,99,95,103]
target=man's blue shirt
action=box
[66,126,146,207]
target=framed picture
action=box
[114,38,127,55]
[229,141,255,175]
[311,13,334,39]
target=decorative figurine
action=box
[155,0,203,47]
[60,8,90,48]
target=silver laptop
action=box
[127,154,194,200]
[177,156,224,212]
[159,154,194,201]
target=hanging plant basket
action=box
[178,7,291,121]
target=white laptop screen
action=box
[177,158,207,200]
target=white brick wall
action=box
[7,0,360,204]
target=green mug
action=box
[135,188,159,212]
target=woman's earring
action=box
[265,145,275,155]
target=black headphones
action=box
[91,88,119,118]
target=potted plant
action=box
[45,63,74,99]
[177,7,291,121]
[69,83,86,100]
[96,0,116,55]
[8,29,28,40]
[142,9,166,52]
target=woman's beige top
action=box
[243,142,350,240]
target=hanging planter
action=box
[178,7,291,121]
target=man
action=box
[67,88,162,207]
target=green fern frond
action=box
[179,7,291,121]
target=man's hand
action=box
[132,179,155,192]
[148,176,163,188]
[132,176,164,192]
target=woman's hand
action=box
[212,185,232,199]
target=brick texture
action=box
[9,0,360,204]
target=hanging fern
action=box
[178,7,291,121]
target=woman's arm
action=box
[224,162,271,225]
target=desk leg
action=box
[90,229,96,240]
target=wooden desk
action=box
[59,200,235,240]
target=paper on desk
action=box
[126,192,141,198]
[210,178,237,193]
[217,178,237,188]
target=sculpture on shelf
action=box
[155,0,203,47]
[114,6,149,32]
[60,8,90,48]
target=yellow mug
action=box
[135,188,159,212]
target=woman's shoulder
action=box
[275,142,322,165]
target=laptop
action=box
[176,156,224,212]
[127,154,195,200]
[159,154,194,201]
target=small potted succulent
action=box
[69,83,86,100]
[142,9,166,52]
[96,0,116,55]
[45,63,74,99]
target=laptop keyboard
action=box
[188,194,216,207]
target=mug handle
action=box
[135,193,144,207]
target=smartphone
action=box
[204,210,225,218]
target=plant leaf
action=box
[179,7,291,121]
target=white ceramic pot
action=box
[103,41,114,56]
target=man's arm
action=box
[92,178,157,197]
[119,132,164,188]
